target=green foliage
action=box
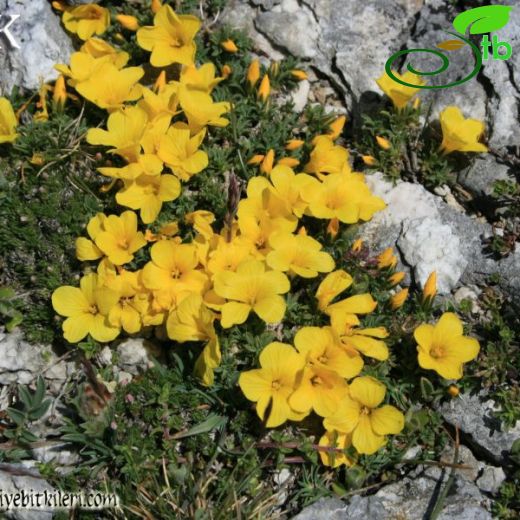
[0,286,23,331]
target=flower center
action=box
[430,344,445,359]
[89,304,98,315]
[361,406,371,415]
[318,354,328,364]
[311,375,323,387]
[271,380,281,391]
[118,238,129,249]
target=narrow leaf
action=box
[172,414,226,439]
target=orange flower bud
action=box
[53,75,67,109]
[328,115,346,140]
[151,0,162,14]
[423,271,437,301]
[257,74,270,102]
[390,288,408,310]
[377,247,397,269]
[116,14,139,31]
[222,64,232,79]
[221,39,238,53]
[247,154,265,165]
[376,135,391,150]
[285,139,304,151]
[114,33,126,43]
[277,157,300,168]
[291,69,308,81]
[260,149,275,175]
[362,154,377,166]
[327,218,340,239]
[247,59,260,87]
[389,271,405,286]
[351,238,363,252]
[448,385,460,397]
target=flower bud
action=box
[257,74,270,102]
[247,59,260,87]
[422,271,437,301]
[260,149,275,175]
[116,14,139,31]
[376,135,391,150]
[291,69,308,81]
[390,288,408,309]
[221,39,238,53]
[285,139,304,151]
[362,155,377,166]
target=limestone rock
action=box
[0,0,74,94]
[115,338,158,376]
[439,391,520,464]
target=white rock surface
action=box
[0,0,74,94]
[398,217,467,293]
[115,338,158,376]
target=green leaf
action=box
[6,313,23,332]
[172,414,226,439]
[34,376,46,406]
[18,386,33,410]
[453,5,512,35]
[420,377,435,401]
[7,407,27,426]
[28,399,51,421]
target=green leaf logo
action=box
[453,5,513,35]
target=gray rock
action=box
[0,464,56,519]
[363,173,520,304]
[439,391,520,464]
[251,0,281,8]
[458,156,512,198]
[0,0,74,95]
[0,329,74,398]
[115,338,158,376]
[31,441,80,468]
[292,497,347,519]
[476,465,506,494]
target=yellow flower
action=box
[186,210,215,240]
[206,236,255,278]
[304,136,349,178]
[52,273,120,343]
[76,63,144,112]
[257,74,270,102]
[221,39,238,53]
[304,172,386,224]
[180,63,223,93]
[116,174,181,224]
[414,312,480,380]
[377,247,398,269]
[138,85,179,121]
[87,105,149,162]
[62,4,110,40]
[376,70,425,110]
[390,288,408,310]
[154,70,167,93]
[290,69,308,81]
[93,211,147,265]
[260,149,275,175]
[319,431,355,468]
[214,259,290,328]
[294,326,363,379]
[266,232,335,278]
[167,293,220,385]
[285,139,304,151]
[328,115,346,140]
[142,240,208,306]
[76,213,106,261]
[158,124,208,181]
[376,135,391,150]
[315,270,353,312]
[330,311,389,361]
[362,155,377,166]
[80,38,130,68]
[439,106,488,154]
[53,75,67,110]
[137,5,201,67]
[422,271,437,301]
[324,376,404,455]
[289,364,348,418]
[389,271,405,286]
[105,269,146,334]
[178,86,230,134]
[0,97,19,144]
[116,14,139,31]
[239,342,306,427]
[247,59,261,88]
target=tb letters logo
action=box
[386,5,514,89]
[0,13,20,50]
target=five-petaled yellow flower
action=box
[376,70,425,110]
[137,5,201,67]
[239,342,306,427]
[414,312,480,380]
[214,259,290,328]
[62,4,111,40]
[324,376,404,455]
[439,106,488,154]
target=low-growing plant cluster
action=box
[0,0,518,518]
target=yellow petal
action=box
[370,405,404,435]
[52,286,90,317]
[62,314,95,343]
[348,376,386,408]
[352,415,386,455]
